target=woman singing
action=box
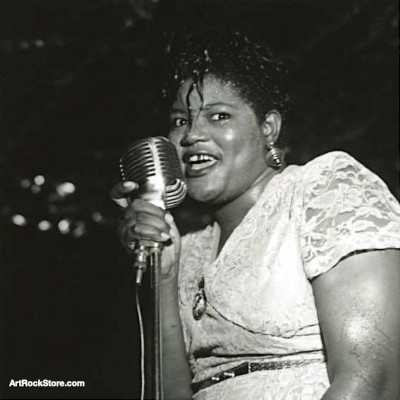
[111,29,400,399]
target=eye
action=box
[171,117,188,127]
[210,112,230,121]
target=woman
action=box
[111,30,400,399]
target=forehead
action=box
[172,75,246,110]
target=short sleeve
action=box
[299,151,400,279]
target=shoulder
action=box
[303,150,360,168]
[297,150,396,202]
[300,150,378,185]
[279,151,374,203]
[297,151,400,279]
[297,150,400,216]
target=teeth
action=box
[185,154,218,171]
[188,154,216,163]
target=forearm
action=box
[161,272,192,400]
[321,373,399,400]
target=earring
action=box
[266,142,284,169]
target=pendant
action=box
[192,279,207,320]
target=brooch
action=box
[192,278,207,320]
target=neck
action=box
[213,167,278,238]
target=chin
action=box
[187,181,222,205]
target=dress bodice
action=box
[177,151,400,399]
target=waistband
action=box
[192,358,324,394]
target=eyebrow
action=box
[170,102,237,114]
[202,102,238,109]
[170,108,186,114]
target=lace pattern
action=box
[300,151,400,278]
[177,151,400,396]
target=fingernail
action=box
[165,213,174,224]
[160,232,170,240]
[123,181,136,189]
[169,228,175,239]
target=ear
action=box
[261,110,282,144]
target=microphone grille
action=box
[120,136,187,209]
[154,137,185,186]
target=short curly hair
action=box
[163,27,290,126]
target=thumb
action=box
[110,181,138,208]
[165,212,179,239]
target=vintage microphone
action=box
[119,136,187,400]
[120,136,187,284]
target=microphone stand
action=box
[120,137,187,400]
[135,241,164,400]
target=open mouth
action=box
[186,154,218,170]
[183,153,219,176]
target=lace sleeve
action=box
[300,151,400,279]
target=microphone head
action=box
[119,136,187,209]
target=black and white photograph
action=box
[1,1,399,399]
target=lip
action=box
[185,160,219,178]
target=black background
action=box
[0,0,398,398]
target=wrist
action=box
[161,263,179,283]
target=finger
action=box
[121,204,137,220]
[135,211,171,234]
[122,212,170,238]
[123,222,170,243]
[110,181,138,201]
[114,197,129,208]
[118,211,171,250]
[130,199,167,219]
[118,217,158,242]
[121,205,167,229]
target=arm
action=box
[312,249,400,400]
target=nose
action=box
[180,119,209,147]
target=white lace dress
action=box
[178,152,400,400]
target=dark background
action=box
[0,0,398,398]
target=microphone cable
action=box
[120,136,187,400]
[135,287,145,400]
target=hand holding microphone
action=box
[110,137,186,282]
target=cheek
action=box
[216,128,248,153]
[218,127,262,160]
[167,130,179,145]
[168,132,183,153]
[167,133,186,170]
[221,128,235,142]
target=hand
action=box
[110,181,181,279]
